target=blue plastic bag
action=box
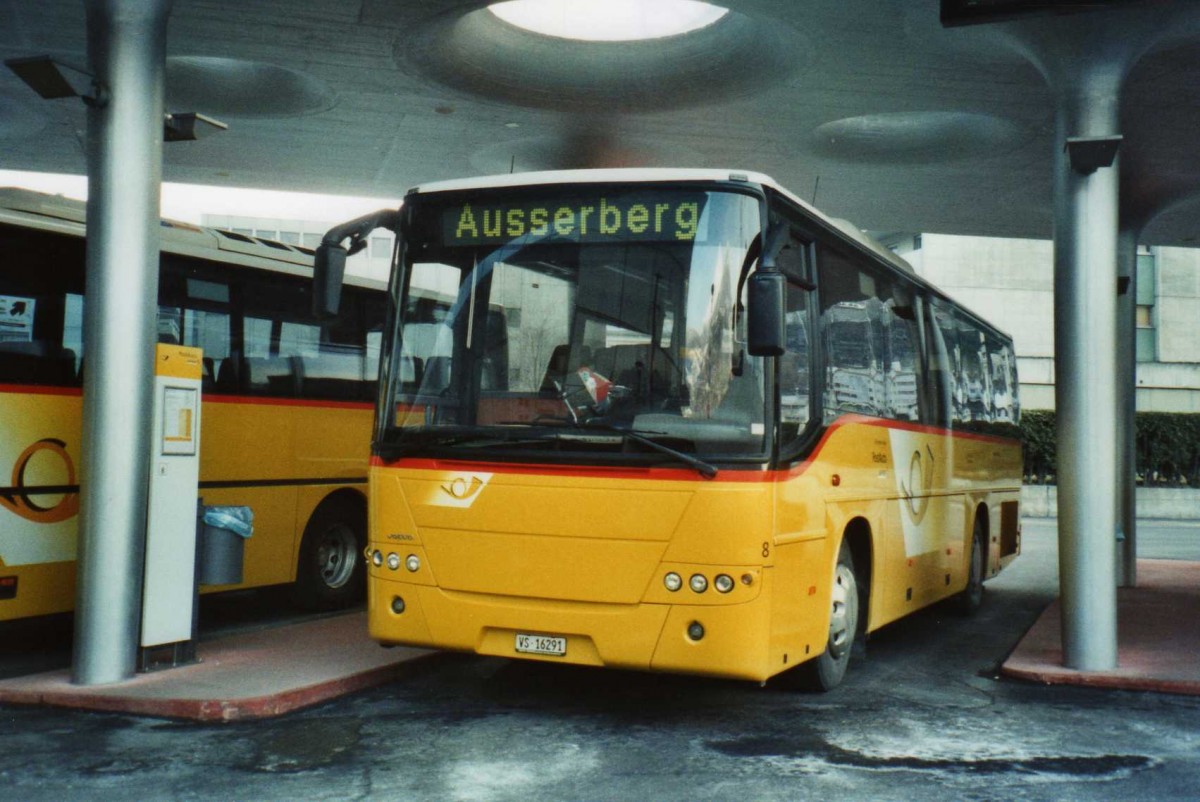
[202,506,254,539]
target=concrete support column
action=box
[72,0,173,685]
[992,3,1200,672]
[1052,72,1121,671]
[1116,226,1138,588]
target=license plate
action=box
[515,633,566,657]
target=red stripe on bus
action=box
[0,385,374,411]
[368,455,770,482]
[0,384,82,397]
[850,414,1020,445]
[200,394,374,410]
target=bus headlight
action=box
[664,572,682,592]
[689,574,708,593]
[371,550,383,567]
[386,553,401,571]
[405,554,421,573]
[391,596,405,614]
[714,574,734,593]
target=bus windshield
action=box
[378,186,772,462]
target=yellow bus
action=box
[319,169,1022,689]
[0,188,385,621]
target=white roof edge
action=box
[408,168,777,195]
[0,186,384,291]
[408,168,916,275]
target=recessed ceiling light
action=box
[488,0,728,42]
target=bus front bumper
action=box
[368,572,775,682]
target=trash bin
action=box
[198,505,253,585]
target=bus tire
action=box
[953,517,987,616]
[795,539,859,692]
[292,496,366,611]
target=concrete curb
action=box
[0,612,433,722]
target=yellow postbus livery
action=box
[0,189,384,621]
[324,169,1021,689]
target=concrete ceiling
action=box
[2,0,1200,244]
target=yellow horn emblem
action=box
[0,439,80,524]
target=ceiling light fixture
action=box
[488,0,728,42]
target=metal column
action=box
[1052,72,1120,671]
[1116,226,1138,588]
[72,0,173,685]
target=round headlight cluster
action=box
[372,550,421,572]
[664,571,738,594]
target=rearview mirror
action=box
[747,270,785,356]
[313,243,347,320]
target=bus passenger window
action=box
[182,308,231,391]
[884,310,919,422]
[818,247,884,422]
[988,336,1017,424]
[157,306,182,344]
[959,321,991,423]
[244,317,273,359]
[779,282,810,443]
[930,306,962,425]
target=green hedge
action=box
[1021,410,1200,486]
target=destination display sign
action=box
[441,192,710,247]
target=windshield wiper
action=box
[385,422,717,478]
[579,420,718,479]
[389,426,557,450]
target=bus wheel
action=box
[292,497,366,611]
[953,519,986,616]
[796,539,859,692]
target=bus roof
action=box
[0,187,385,291]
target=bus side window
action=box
[929,304,961,426]
[959,318,992,425]
[883,301,920,422]
[779,282,811,445]
[817,245,884,422]
[988,334,1018,425]
[304,287,375,402]
[0,225,84,387]
[158,261,234,393]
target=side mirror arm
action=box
[312,208,402,320]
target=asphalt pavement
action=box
[1,518,1198,801]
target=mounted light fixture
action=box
[4,55,228,143]
[163,112,228,142]
[1065,135,1123,175]
[4,55,108,106]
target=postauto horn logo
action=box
[0,439,80,524]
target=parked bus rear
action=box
[0,188,385,621]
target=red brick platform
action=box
[1002,559,1200,695]
[0,612,430,721]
